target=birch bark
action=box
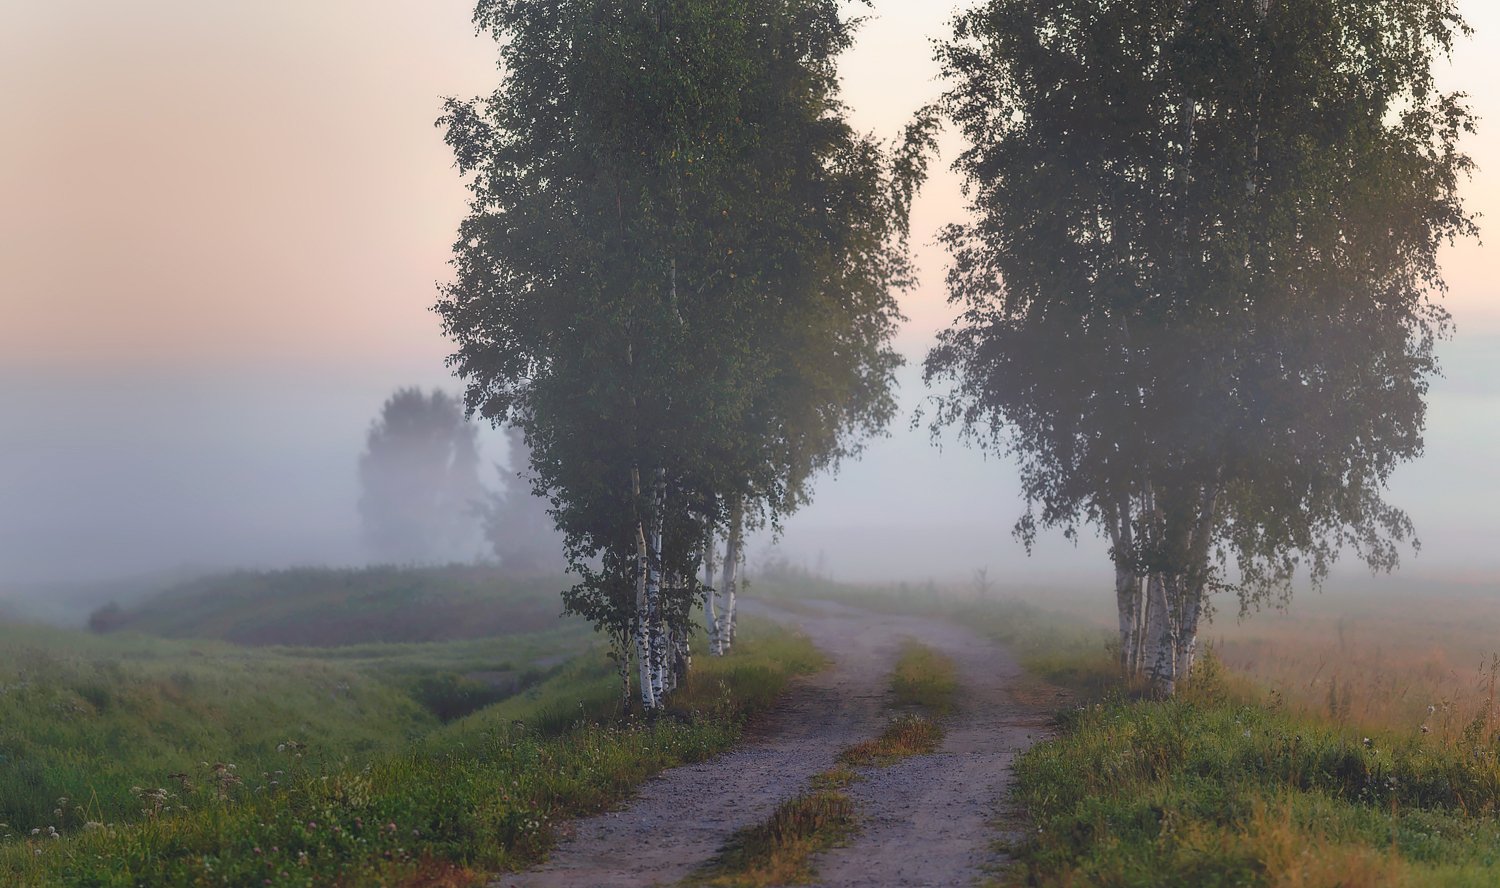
[703,531,722,655]
[646,467,668,702]
[1107,498,1143,677]
[634,466,658,711]
[1143,572,1176,696]
[719,499,743,654]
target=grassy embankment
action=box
[96,566,572,647]
[692,639,959,887]
[0,567,824,887]
[1,567,594,832]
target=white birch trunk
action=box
[1132,572,1151,678]
[633,466,658,712]
[1170,485,1219,686]
[703,532,722,655]
[671,625,690,689]
[720,499,743,654]
[635,531,657,711]
[1173,587,1203,683]
[1107,499,1143,679]
[718,535,737,656]
[646,468,668,703]
[1143,572,1177,697]
[1115,564,1141,677]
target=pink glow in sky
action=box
[3,1,1495,376]
[0,1,1498,589]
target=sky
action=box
[1,0,1498,593]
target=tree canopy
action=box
[924,0,1476,693]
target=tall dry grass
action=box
[1209,586,1500,746]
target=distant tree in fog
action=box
[481,427,565,574]
[924,0,1476,696]
[358,388,484,563]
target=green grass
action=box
[0,625,595,830]
[998,654,1500,887]
[1,618,824,887]
[687,789,857,887]
[838,715,944,769]
[890,638,959,714]
[100,565,580,647]
[0,566,602,836]
[0,624,437,832]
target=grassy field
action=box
[94,565,575,646]
[15,559,1500,886]
[0,568,600,836]
[0,566,828,886]
[1,615,821,886]
[1003,653,1500,887]
[0,624,432,832]
[967,580,1500,887]
[1207,585,1500,741]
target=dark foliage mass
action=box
[436,0,913,706]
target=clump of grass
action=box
[688,789,857,887]
[839,714,944,768]
[890,639,959,714]
[810,764,861,791]
[831,643,954,771]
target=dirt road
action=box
[494,599,1054,888]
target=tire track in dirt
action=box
[493,598,1054,888]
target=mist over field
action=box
[5,0,1500,615]
[3,333,1498,608]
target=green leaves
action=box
[926,0,1475,608]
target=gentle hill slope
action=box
[98,565,575,646]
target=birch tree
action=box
[925,0,1475,695]
[694,4,915,654]
[436,0,909,704]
